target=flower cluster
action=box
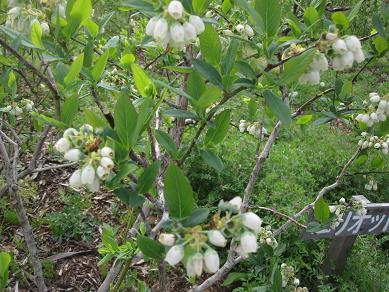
[329,197,367,229]
[327,34,365,71]
[364,178,378,191]
[0,99,34,116]
[299,53,329,85]
[235,23,254,37]
[54,125,115,192]
[161,196,274,278]
[356,93,389,127]
[145,0,205,49]
[257,225,278,248]
[280,263,307,291]
[238,120,268,138]
[358,132,389,155]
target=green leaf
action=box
[200,149,224,173]
[0,251,11,291]
[282,49,316,84]
[120,53,136,70]
[30,21,43,49]
[192,0,210,14]
[136,235,164,260]
[154,130,178,158]
[138,162,160,193]
[31,112,67,129]
[296,114,313,125]
[372,36,389,56]
[84,109,108,128]
[180,208,209,227]
[101,225,119,251]
[192,59,223,89]
[263,90,292,126]
[222,272,249,286]
[371,155,384,168]
[340,80,353,99]
[347,0,364,22]
[114,95,138,148]
[132,64,155,97]
[154,79,197,104]
[120,0,155,12]
[196,85,222,111]
[199,24,221,66]
[114,188,145,208]
[84,19,99,37]
[332,12,349,31]
[255,0,281,37]
[205,109,231,145]
[303,6,320,28]
[314,197,330,224]
[271,266,282,292]
[64,53,84,85]
[187,71,205,100]
[64,0,92,37]
[221,39,239,75]
[61,95,79,125]
[248,98,257,119]
[306,221,324,232]
[91,50,109,82]
[164,164,194,218]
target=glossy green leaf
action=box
[255,0,281,37]
[314,197,330,224]
[304,6,320,28]
[114,95,138,148]
[199,24,221,66]
[180,208,210,227]
[64,53,84,85]
[154,130,178,158]
[138,162,160,193]
[296,114,313,125]
[137,235,164,260]
[64,0,92,37]
[282,49,316,84]
[91,50,109,82]
[332,12,349,31]
[187,70,205,100]
[221,39,239,75]
[197,85,222,111]
[84,108,108,128]
[120,53,136,70]
[114,188,145,208]
[61,95,79,125]
[30,21,43,49]
[132,63,155,97]
[200,149,224,173]
[263,90,292,125]
[0,251,11,291]
[164,164,194,218]
[205,109,231,145]
[192,59,223,89]
[192,0,210,15]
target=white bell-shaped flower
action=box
[96,166,110,179]
[153,18,169,47]
[41,22,49,35]
[183,22,197,42]
[236,24,245,33]
[203,248,220,273]
[208,230,227,247]
[170,22,185,48]
[69,169,82,188]
[100,157,114,169]
[55,138,70,153]
[340,51,354,69]
[64,149,82,162]
[241,212,262,233]
[146,16,159,36]
[101,146,114,158]
[81,164,96,185]
[332,39,347,54]
[167,0,184,20]
[369,93,380,103]
[186,253,203,277]
[240,231,258,254]
[326,32,338,41]
[229,196,242,210]
[87,177,100,192]
[235,244,249,258]
[158,233,175,246]
[244,24,254,37]
[332,56,344,71]
[344,35,361,52]
[165,245,184,266]
[310,54,329,72]
[189,15,205,34]
[353,49,365,63]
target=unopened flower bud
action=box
[69,169,82,188]
[229,196,242,210]
[96,166,110,179]
[101,146,114,157]
[208,230,227,247]
[158,233,175,246]
[81,164,95,185]
[203,248,220,273]
[240,231,258,254]
[189,15,205,34]
[241,212,262,233]
[165,245,184,266]
[64,149,81,162]
[100,157,114,169]
[55,138,70,153]
[186,252,203,277]
[167,0,184,20]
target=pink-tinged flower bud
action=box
[186,253,203,277]
[241,212,262,233]
[229,196,242,210]
[208,230,227,247]
[81,164,95,185]
[96,166,110,179]
[158,233,175,246]
[240,231,258,254]
[145,17,159,36]
[165,245,184,266]
[69,169,82,188]
[64,149,81,162]
[189,15,205,34]
[167,1,184,20]
[203,248,220,273]
[100,157,114,169]
[55,138,70,153]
